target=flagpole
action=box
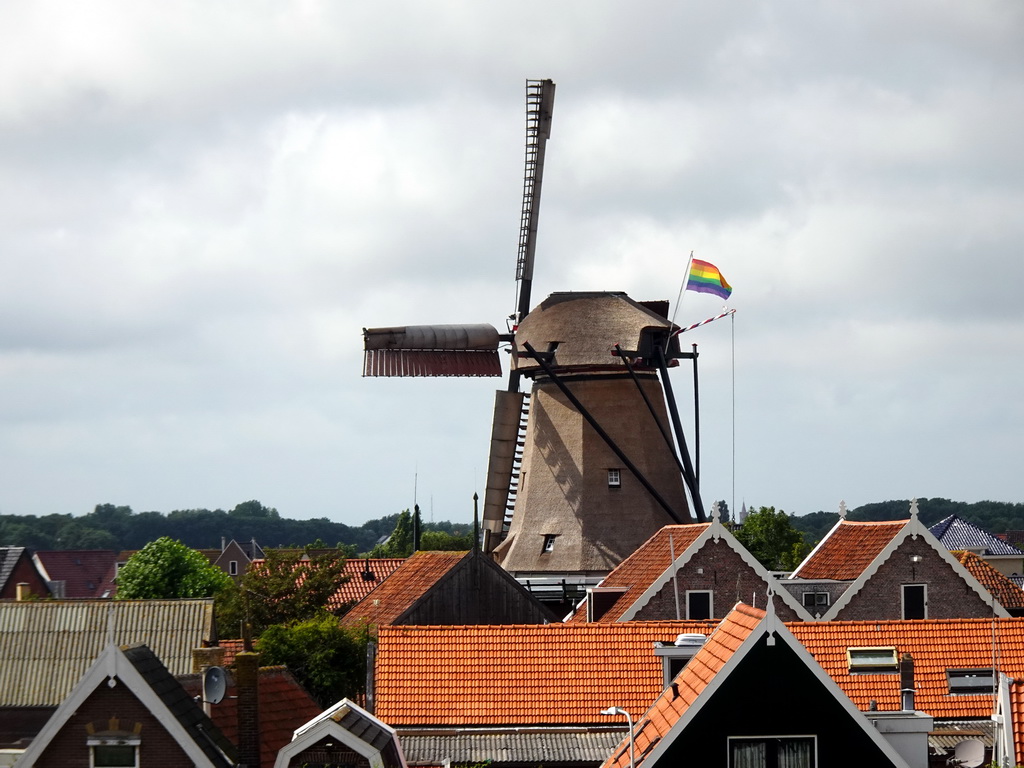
[669,250,695,332]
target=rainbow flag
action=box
[686,259,732,300]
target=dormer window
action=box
[607,469,621,488]
[847,646,898,673]
[948,668,994,695]
[542,534,557,553]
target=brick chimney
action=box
[191,646,226,674]
[235,651,260,768]
[15,583,30,601]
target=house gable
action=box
[602,603,911,768]
[819,505,1008,621]
[15,644,234,768]
[0,548,49,599]
[274,698,405,768]
[618,521,813,622]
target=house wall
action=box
[30,684,196,768]
[403,556,554,625]
[653,638,902,767]
[0,555,49,599]
[632,538,804,622]
[836,536,994,621]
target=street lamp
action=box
[600,706,635,768]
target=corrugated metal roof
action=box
[0,599,214,707]
[400,730,623,764]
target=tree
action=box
[734,506,809,571]
[216,548,350,638]
[420,529,475,551]
[116,537,232,599]
[369,509,413,557]
[257,612,370,708]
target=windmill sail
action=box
[362,324,502,377]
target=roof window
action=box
[947,668,994,695]
[847,646,899,673]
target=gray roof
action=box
[399,729,622,765]
[0,599,215,706]
[122,644,236,767]
[929,515,1024,557]
[0,547,27,590]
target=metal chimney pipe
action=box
[900,652,916,711]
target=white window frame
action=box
[89,738,140,768]
[847,646,899,673]
[541,534,557,553]
[607,468,621,488]
[727,735,817,768]
[229,560,238,576]
[901,583,928,620]
[685,590,713,620]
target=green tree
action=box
[116,537,232,599]
[257,612,370,708]
[419,529,474,551]
[369,509,413,557]
[734,506,809,571]
[216,548,349,638]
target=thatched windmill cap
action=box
[513,291,678,372]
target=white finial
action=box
[765,585,777,646]
[910,498,919,519]
[712,502,721,522]
[839,500,847,519]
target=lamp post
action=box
[600,706,635,768]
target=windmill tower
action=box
[362,80,703,585]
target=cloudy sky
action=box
[1,1,1022,529]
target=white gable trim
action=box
[816,513,1009,621]
[635,606,912,768]
[15,643,228,768]
[618,522,814,622]
[275,698,406,768]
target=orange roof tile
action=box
[790,617,1024,719]
[953,551,1024,611]
[1011,678,1024,765]
[375,620,718,726]
[328,558,405,611]
[341,551,468,628]
[793,519,905,580]
[568,525,709,624]
[180,665,322,768]
[602,605,765,768]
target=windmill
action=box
[362,80,704,581]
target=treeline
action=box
[789,497,1024,546]
[0,500,472,554]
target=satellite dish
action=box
[202,666,227,705]
[953,738,985,768]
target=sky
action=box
[1,1,1022,529]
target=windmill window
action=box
[729,736,815,768]
[542,534,557,553]
[607,469,621,488]
[229,560,238,576]
[947,668,994,695]
[847,646,898,673]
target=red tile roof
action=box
[375,620,718,726]
[33,550,118,598]
[793,520,905,580]
[217,638,247,668]
[953,551,1024,611]
[602,604,765,768]
[568,525,709,624]
[1011,677,1024,765]
[328,558,405,612]
[180,665,321,768]
[790,617,1024,719]
[340,551,468,628]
